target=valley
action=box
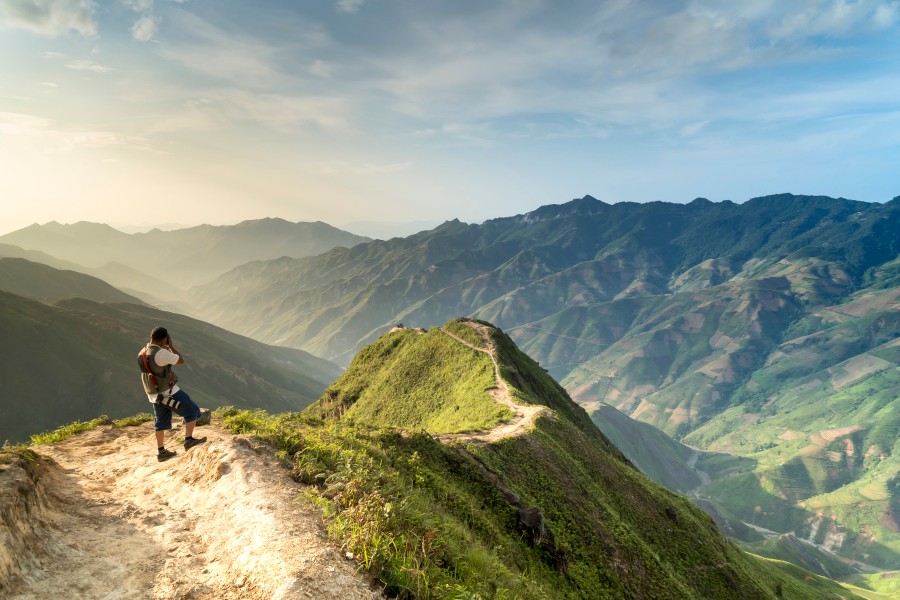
[1,194,897,596]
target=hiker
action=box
[138,326,206,462]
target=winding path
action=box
[436,321,550,444]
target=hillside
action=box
[0,290,341,444]
[0,257,144,304]
[0,218,371,290]
[222,318,862,598]
[185,194,899,573]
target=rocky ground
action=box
[0,423,383,599]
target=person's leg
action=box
[152,403,176,461]
[171,390,205,449]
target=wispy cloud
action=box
[306,159,413,175]
[0,111,159,153]
[67,59,113,73]
[131,14,159,41]
[212,90,352,131]
[0,0,96,37]
[336,0,365,14]
[157,9,328,87]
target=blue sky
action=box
[1,0,899,234]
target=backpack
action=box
[138,344,178,401]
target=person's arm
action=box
[167,337,185,365]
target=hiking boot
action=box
[183,436,207,451]
[157,448,177,462]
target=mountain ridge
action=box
[0,218,372,291]
[278,317,863,597]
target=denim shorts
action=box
[153,390,201,431]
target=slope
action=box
[0,290,341,444]
[0,257,144,304]
[228,318,860,599]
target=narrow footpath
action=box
[437,321,550,444]
[2,424,382,599]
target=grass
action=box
[308,326,512,434]
[216,406,553,599]
[2,412,155,449]
[28,415,114,445]
[841,571,900,599]
[215,317,865,599]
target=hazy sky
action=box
[1,0,899,235]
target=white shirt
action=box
[146,347,181,403]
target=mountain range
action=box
[0,259,341,444]
[180,193,898,571]
[0,218,370,293]
[218,318,860,598]
[4,192,897,585]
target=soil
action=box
[1,424,383,599]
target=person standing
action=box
[138,326,206,461]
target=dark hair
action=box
[150,326,169,342]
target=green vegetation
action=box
[842,571,900,599]
[22,413,151,446]
[28,415,114,446]
[307,326,511,433]
[216,320,861,598]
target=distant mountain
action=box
[188,193,899,569]
[0,242,87,271]
[293,317,856,598]
[0,218,371,290]
[0,257,144,304]
[0,290,342,444]
[340,219,443,240]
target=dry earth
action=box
[1,423,383,599]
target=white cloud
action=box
[213,90,352,131]
[874,2,900,26]
[121,0,154,11]
[67,59,113,73]
[309,59,333,78]
[156,10,329,87]
[0,0,96,37]
[0,111,157,153]
[131,14,159,41]
[0,112,52,136]
[42,51,63,59]
[336,0,365,14]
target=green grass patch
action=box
[113,413,154,427]
[28,415,113,445]
[841,571,900,599]
[308,327,512,434]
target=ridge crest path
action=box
[437,322,550,444]
[4,424,382,600]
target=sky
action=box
[1,0,900,235]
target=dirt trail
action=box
[437,322,550,444]
[2,423,382,600]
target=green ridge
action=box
[222,318,859,598]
